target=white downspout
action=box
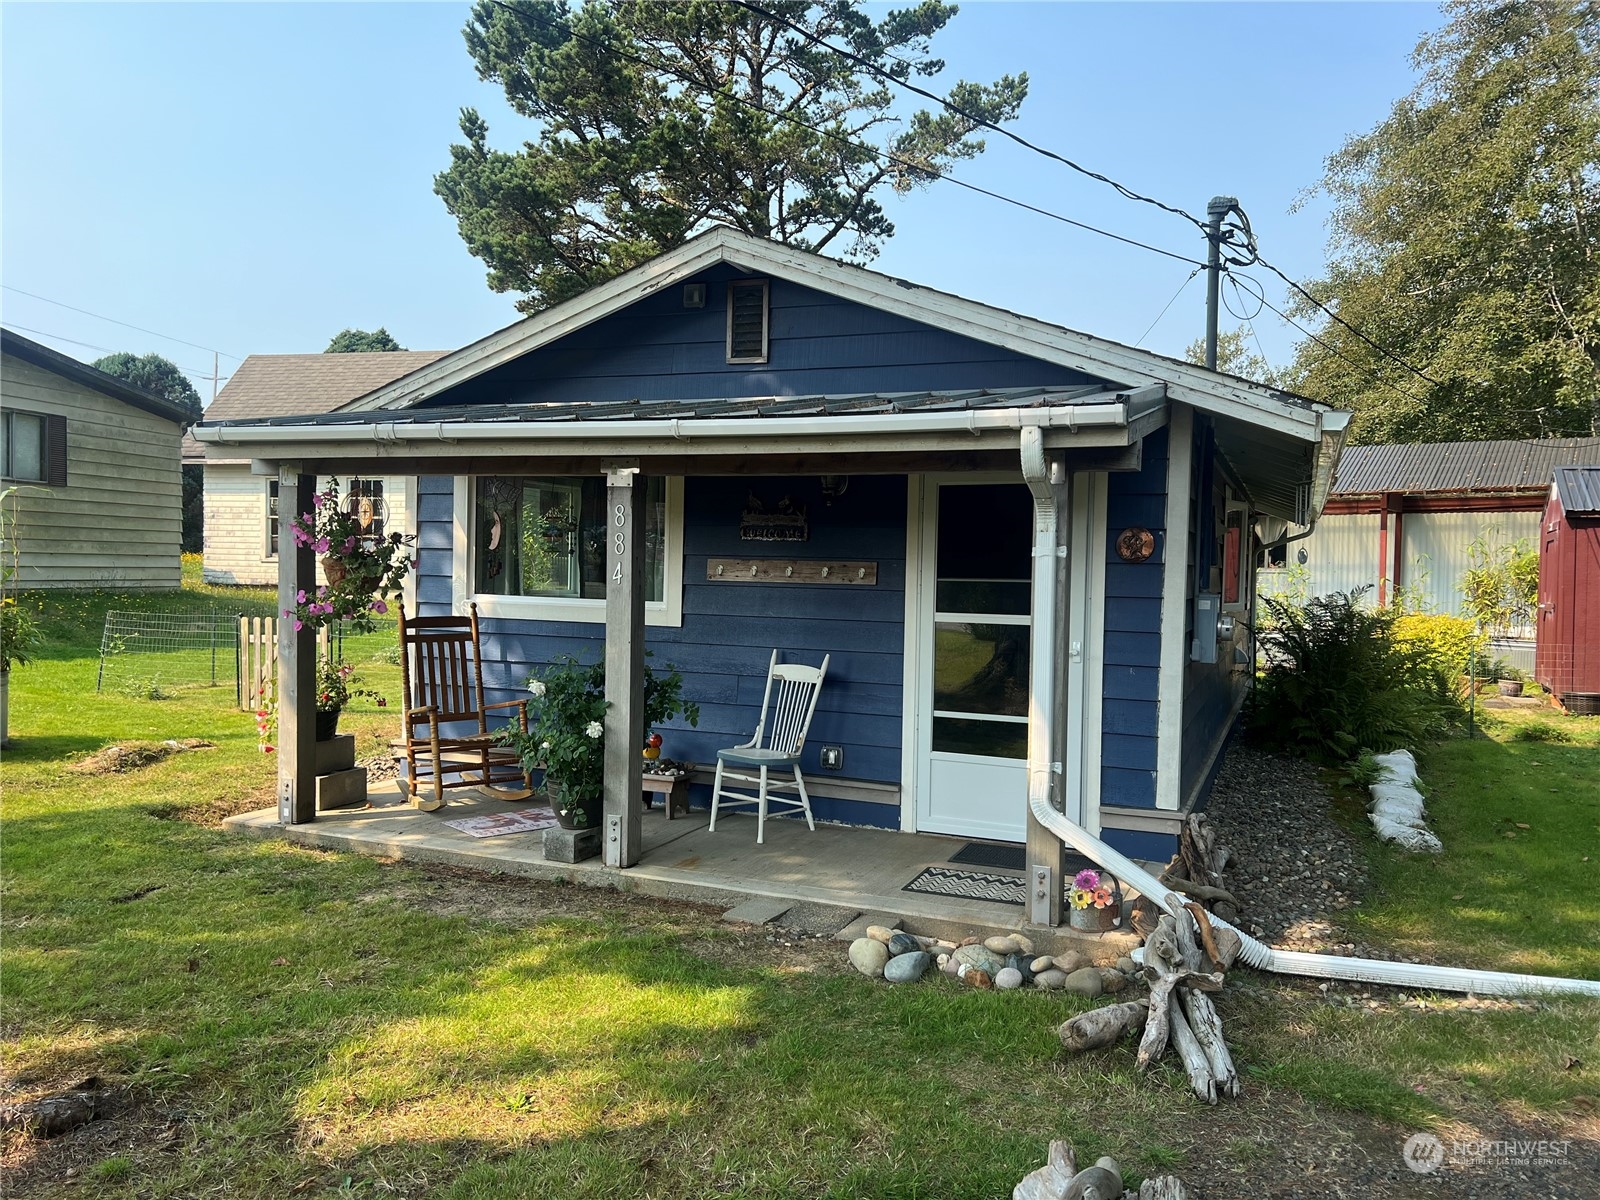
[1020,426,1064,926]
[1025,795,1600,997]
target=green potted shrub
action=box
[500,654,699,828]
[1496,664,1526,698]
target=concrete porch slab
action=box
[224,785,1142,959]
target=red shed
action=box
[1536,466,1600,712]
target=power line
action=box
[0,284,243,360]
[1135,267,1202,347]
[724,0,1212,233]
[1246,281,1430,409]
[5,323,213,379]
[486,1,1207,268]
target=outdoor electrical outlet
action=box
[820,746,843,770]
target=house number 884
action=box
[612,502,626,581]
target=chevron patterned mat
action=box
[902,865,1025,907]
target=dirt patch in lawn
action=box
[145,783,275,827]
[69,739,216,775]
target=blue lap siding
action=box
[416,473,908,829]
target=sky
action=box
[0,1,1446,408]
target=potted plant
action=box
[314,658,386,741]
[1067,868,1123,931]
[500,654,700,829]
[0,595,39,749]
[283,479,413,634]
[1497,664,1526,697]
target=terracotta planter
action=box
[315,708,341,741]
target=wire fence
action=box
[95,610,356,700]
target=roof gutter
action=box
[193,398,1136,448]
[1305,409,1353,524]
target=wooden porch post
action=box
[602,460,646,868]
[277,467,317,825]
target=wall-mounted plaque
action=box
[1116,526,1156,563]
[739,492,808,542]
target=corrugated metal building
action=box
[1536,467,1600,711]
[1259,439,1600,644]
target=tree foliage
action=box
[1183,325,1285,388]
[1291,0,1600,442]
[435,0,1028,312]
[91,352,202,420]
[325,328,405,353]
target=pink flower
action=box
[371,599,388,615]
[343,536,357,552]
[313,537,330,554]
[293,619,304,632]
[296,589,307,604]
[316,586,327,598]
[1073,869,1101,891]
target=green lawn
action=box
[2,576,1597,1197]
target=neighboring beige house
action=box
[1,327,190,590]
[200,351,444,585]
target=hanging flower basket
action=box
[282,479,414,634]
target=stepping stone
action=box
[722,898,794,926]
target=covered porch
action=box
[223,782,1143,954]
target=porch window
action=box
[467,475,682,625]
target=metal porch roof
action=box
[204,385,1121,428]
[1332,438,1600,496]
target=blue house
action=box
[197,227,1348,926]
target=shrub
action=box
[1250,590,1466,764]
[1392,612,1484,681]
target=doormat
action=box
[947,842,1098,876]
[442,810,559,839]
[903,866,1025,907]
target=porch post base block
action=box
[544,826,603,864]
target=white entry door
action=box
[915,481,1034,841]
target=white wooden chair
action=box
[709,650,830,844]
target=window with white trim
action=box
[467,473,681,620]
[2,409,64,484]
[265,479,280,558]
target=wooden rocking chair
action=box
[394,602,533,811]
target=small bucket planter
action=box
[1067,869,1123,932]
[315,709,341,741]
[1497,679,1524,697]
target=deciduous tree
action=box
[91,352,202,420]
[1290,0,1599,442]
[436,0,1028,312]
[325,328,405,353]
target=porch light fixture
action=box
[819,474,850,505]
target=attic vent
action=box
[726,280,769,364]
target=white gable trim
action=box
[340,227,1337,443]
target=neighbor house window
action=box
[346,477,386,541]
[265,480,280,558]
[726,279,769,363]
[473,475,668,603]
[2,409,64,484]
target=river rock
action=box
[984,934,1024,955]
[1052,950,1090,975]
[1116,956,1137,975]
[865,925,897,944]
[1014,934,1035,955]
[1029,955,1054,974]
[884,951,930,983]
[965,968,994,990]
[938,953,958,976]
[1033,968,1068,990]
[952,944,1004,975]
[1099,968,1127,994]
[994,967,1024,990]
[849,937,889,978]
[1005,953,1034,983]
[886,932,921,957]
[1062,967,1104,997]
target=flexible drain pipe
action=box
[1027,793,1600,998]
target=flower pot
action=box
[315,708,341,741]
[547,779,602,830]
[1067,873,1124,931]
[1497,679,1524,697]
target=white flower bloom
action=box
[528,679,547,697]
[585,721,603,739]
[539,741,550,752]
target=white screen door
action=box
[915,481,1033,841]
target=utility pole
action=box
[199,350,229,408]
[1203,195,1238,371]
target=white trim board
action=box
[1156,404,1194,811]
[338,226,1338,444]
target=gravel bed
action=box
[1203,741,1401,959]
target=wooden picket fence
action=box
[237,617,329,711]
